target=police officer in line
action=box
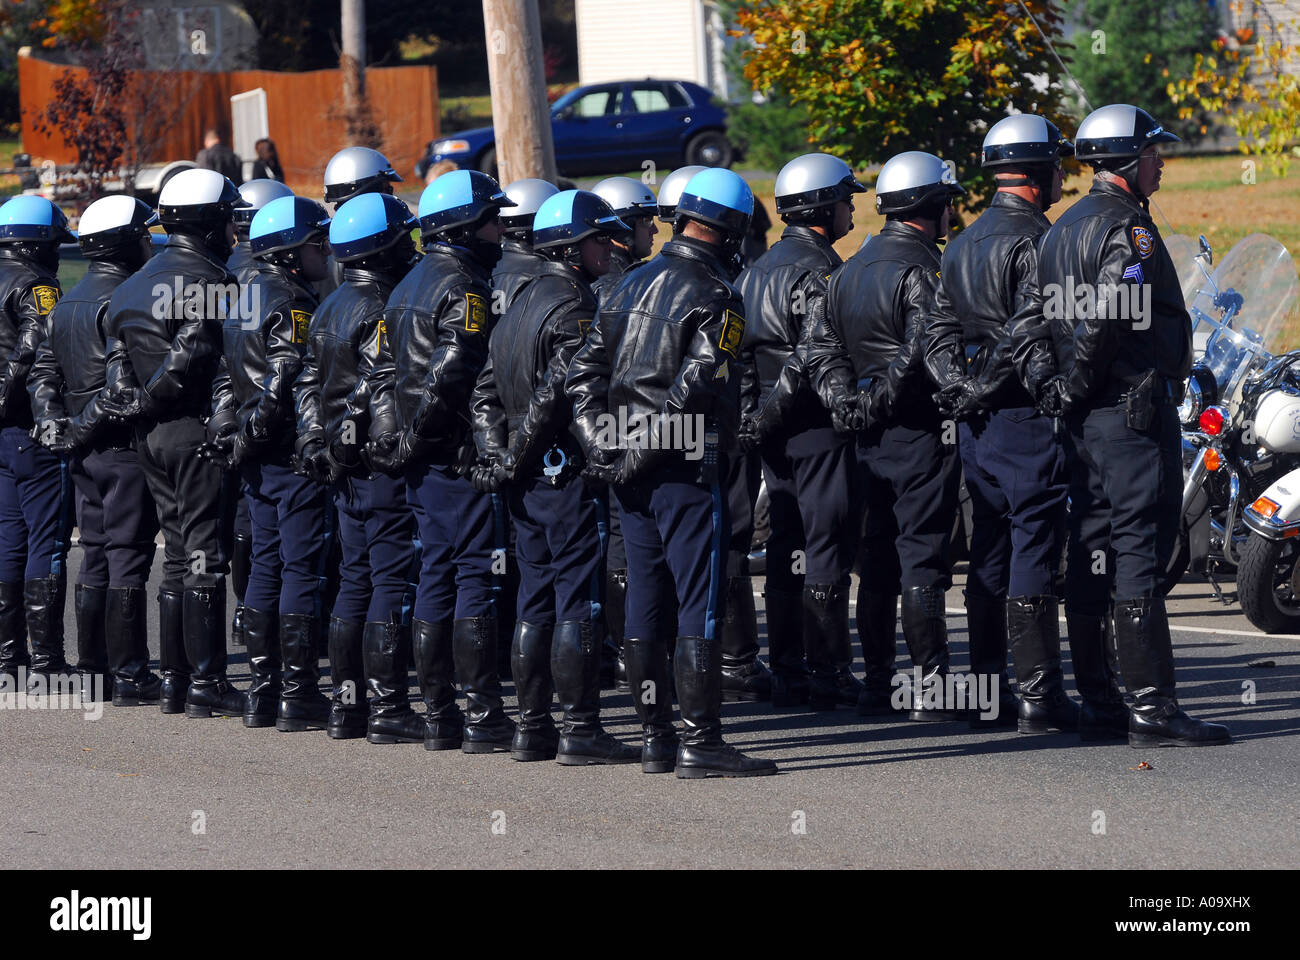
[923,115,1075,731]
[589,175,659,690]
[1040,103,1230,747]
[567,167,778,779]
[294,192,420,743]
[470,189,639,765]
[810,152,965,721]
[738,153,865,710]
[225,178,294,651]
[28,196,162,705]
[379,170,516,754]
[106,168,249,718]
[317,146,403,299]
[210,195,333,732]
[0,196,75,694]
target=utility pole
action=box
[482,0,558,184]
[341,0,367,139]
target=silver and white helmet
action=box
[591,177,658,220]
[774,153,865,216]
[981,114,1074,168]
[500,178,561,234]
[323,146,402,204]
[657,165,706,222]
[1074,104,1179,164]
[233,178,294,233]
[873,151,964,216]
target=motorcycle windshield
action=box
[1166,234,1211,308]
[1190,234,1300,400]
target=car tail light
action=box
[1199,406,1226,435]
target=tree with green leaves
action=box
[735,0,1071,211]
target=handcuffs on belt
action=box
[541,446,567,486]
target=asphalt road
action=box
[2,547,1297,870]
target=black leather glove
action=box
[579,437,621,485]
[613,442,664,486]
[34,418,70,452]
[1035,375,1071,419]
[933,377,986,421]
[469,455,508,493]
[737,415,764,453]
[295,438,340,487]
[829,395,865,434]
[99,385,149,421]
[364,429,414,475]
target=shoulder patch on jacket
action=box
[465,291,487,333]
[290,309,312,344]
[1130,226,1155,260]
[32,285,59,315]
[719,308,744,358]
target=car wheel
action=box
[477,147,498,179]
[686,131,733,168]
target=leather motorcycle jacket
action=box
[1037,178,1191,406]
[492,237,546,315]
[590,244,635,303]
[0,247,61,430]
[228,241,258,288]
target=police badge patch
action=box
[464,292,487,333]
[719,309,744,357]
[1130,226,1155,259]
[32,285,59,315]
[290,310,312,344]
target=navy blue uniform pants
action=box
[616,476,725,641]
[405,461,494,622]
[508,473,603,625]
[761,425,857,590]
[0,425,71,583]
[726,447,761,578]
[857,422,960,593]
[959,406,1067,600]
[333,471,415,623]
[241,458,327,616]
[71,444,157,589]
[1065,402,1182,616]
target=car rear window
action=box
[628,84,689,113]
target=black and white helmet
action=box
[323,146,403,204]
[1074,104,1179,164]
[500,178,561,237]
[156,168,247,229]
[656,165,706,222]
[981,114,1074,168]
[77,195,158,257]
[874,151,964,216]
[774,153,865,218]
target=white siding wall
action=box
[575,0,706,86]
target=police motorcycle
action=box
[1165,234,1300,633]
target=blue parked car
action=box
[416,79,734,180]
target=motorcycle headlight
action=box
[1179,375,1205,427]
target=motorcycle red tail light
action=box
[1199,407,1225,435]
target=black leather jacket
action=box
[492,238,546,315]
[384,243,495,467]
[228,241,258,288]
[738,224,843,433]
[106,233,232,422]
[213,261,319,460]
[565,236,743,481]
[27,260,134,449]
[590,244,635,303]
[294,266,399,461]
[472,259,596,477]
[813,220,943,429]
[0,248,61,430]
[925,191,1054,408]
[1038,178,1192,406]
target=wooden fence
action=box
[18,51,440,197]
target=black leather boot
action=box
[900,585,960,722]
[0,580,27,690]
[624,636,678,773]
[965,590,1018,728]
[454,615,516,753]
[510,620,557,761]
[158,587,189,714]
[26,575,72,694]
[74,584,111,702]
[414,618,462,750]
[230,531,251,646]
[674,635,777,779]
[721,576,772,702]
[602,569,629,691]
[855,587,902,717]
[1068,610,1128,740]
[277,613,331,731]
[1009,595,1079,734]
[106,587,161,706]
[764,587,809,707]
[553,619,639,764]
[326,617,367,739]
[240,606,281,728]
[1114,597,1230,748]
[803,583,863,711]
[362,617,425,743]
[182,586,247,718]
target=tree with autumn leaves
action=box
[734,0,1073,211]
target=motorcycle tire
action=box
[1237,534,1300,634]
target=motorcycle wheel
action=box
[1237,534,1300,634]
